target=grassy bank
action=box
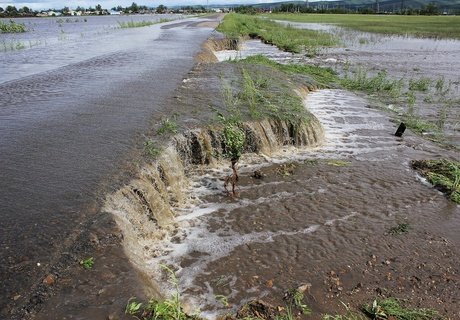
[216,13,338,53]
[236,54,338,87]
[412,159,460,203]
[264,13,460,39]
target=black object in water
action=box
[395,123,406,137]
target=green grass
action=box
[80,257,94,269]
[388,223,410,235]
[408,78,431,92]
[157,118,178,136]
[264,13,460,39]
[144,138,161,158]
[341,68,403,98]
[412,159,460,203]
[362,298,441,320]
[126,265,192,320]
[118,18,171,28]
[217,13,338,53]
[0,20,27,33]
[237,55,338,87]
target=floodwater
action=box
[108,30,460,318]
[0,14,221,318]
[133,89,460,318]
[216,23,460,148]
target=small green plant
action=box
[157,118,178,136]
[362,298,441,320]
[126,265,189,320]
[388,223,410,235]
[126,298,143,316]
[408,78,431,92]
[0,20,27,33]
[215,294,229,308]
[144,138,160,158]
[290,289,311,315]
[80,257,94,269]
[222,121,245,161]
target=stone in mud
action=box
[42,274,55,286]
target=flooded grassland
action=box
[1,13,459,320]
[104,32,459,320]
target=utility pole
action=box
[375,0,380,13]
[401,0,405,13]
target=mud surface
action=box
[0,15,221,319]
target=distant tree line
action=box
[0,5,35,17]
[0,3,183,17]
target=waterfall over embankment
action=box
[104,115,324,288]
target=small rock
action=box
[13,295,21,301]
[297,283,312,294]
[43,274,55,286]
[252,170,263,179]
[107,314,118,320]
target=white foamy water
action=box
[143,89,404,311]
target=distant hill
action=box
[228,0,460,13]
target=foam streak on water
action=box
[141,89,402,308]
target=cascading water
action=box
[104,116,325,288]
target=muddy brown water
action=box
[107,87,460,318]
[0,16,221,319]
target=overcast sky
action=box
[0,0,322,10]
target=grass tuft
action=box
[0,20,27,33]
[412,159,460,203]
[388,223,410,235]
[362,298,441,320]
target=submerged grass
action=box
[217,13,338,53]
[264,13,460,39]
[388,223,410,235]
[118,18,171,28]
[412,159,460,203]
[0,20,27,33]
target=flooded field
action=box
[1,14,459,320]
[109,87,459,318]
[0,14,182,83]
[104,24,460,319]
